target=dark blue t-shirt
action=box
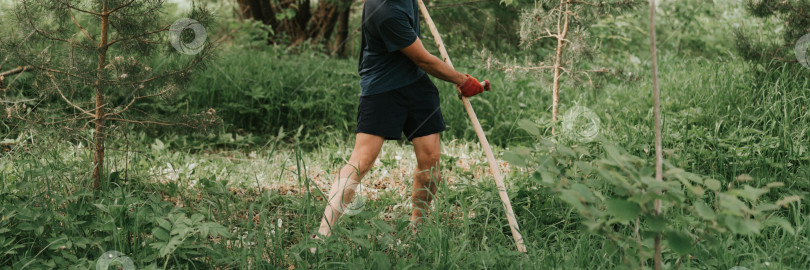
[358,0,426,96]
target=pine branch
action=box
[0,66,32,77]
[108,117,193,127]
[47,73,96,118]
[69,8,97,43]
[63,0,103,16]
[106,85,176,117]
[105,0,138,15]
[107,25,170,47]
[21,0,78,45]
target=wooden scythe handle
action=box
[416,0,527,253]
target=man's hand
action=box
[457,75,489,97]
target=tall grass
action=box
[3,23,810,270]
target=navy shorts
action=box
[356,75,446,141]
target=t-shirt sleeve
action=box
[378,14,418,52]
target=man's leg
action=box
[410,133,442,223]
[316,133,384,237]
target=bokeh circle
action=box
[169,18,207,55]
[342,183,366,216]
[96,251,135,270]
[560,106,601,143]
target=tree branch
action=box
[0,66,32,77]
[47,73,96,118]
[105,0,137,15]
[108,117,192,127]
[69,8,96,43]
[106,85,175,117]
[107,25,170,47]
[63,0,102,16]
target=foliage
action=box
[2,120,808,268]
[422,0,533,55]
[2,1,810,269]
[0,178,230,268]
[736,0,810,63]
[506,130,802,268]
[0,0,216,187]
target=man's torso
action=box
[358,0,426,96]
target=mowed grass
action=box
[3,48,810,268]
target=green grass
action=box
[2,43,809,268]
[2,2,809,267]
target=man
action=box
[314,0,487,240]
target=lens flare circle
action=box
[96,251,135,270]
[560,106,601,143]
[169,18,207,55]
[342,183,366,216]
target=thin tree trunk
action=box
[649,0,663,269]
[333,2,351,57]
[92,0,110,189]
[297,0,312,33]
[551,0,569,135]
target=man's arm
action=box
[400,37,467,85]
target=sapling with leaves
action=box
[0,0,217,188]
[507,134,802,269]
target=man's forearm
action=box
[417,55,466,85]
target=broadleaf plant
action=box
[508,129,801,268]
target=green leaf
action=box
[503,151,527,167]
[665,231,693,255]
[723,215,761,235]
[732,185,768,201]
[607,199,640,222]
[191,213,204,223]
[693,201,716,221]
[370,251,391,269]
[764,217,796,235]
[517,119,540,136]
[646,215,666,232]
[559,190,585,212]
[719,194,749,216]
[348,236,371,249]
[152,227,169,241]
[704,178,721,191]
[556,145,577,157]
[571,183,596,203]
[157,218,171,231]
[754,203,778,213]
[372,219,394,233]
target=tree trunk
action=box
[93,0,111,189]
[551,0,569,135]
[650,0,663,267]
[235,0,351,48]
[333,3,351,57]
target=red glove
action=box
[457,74,489,97]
